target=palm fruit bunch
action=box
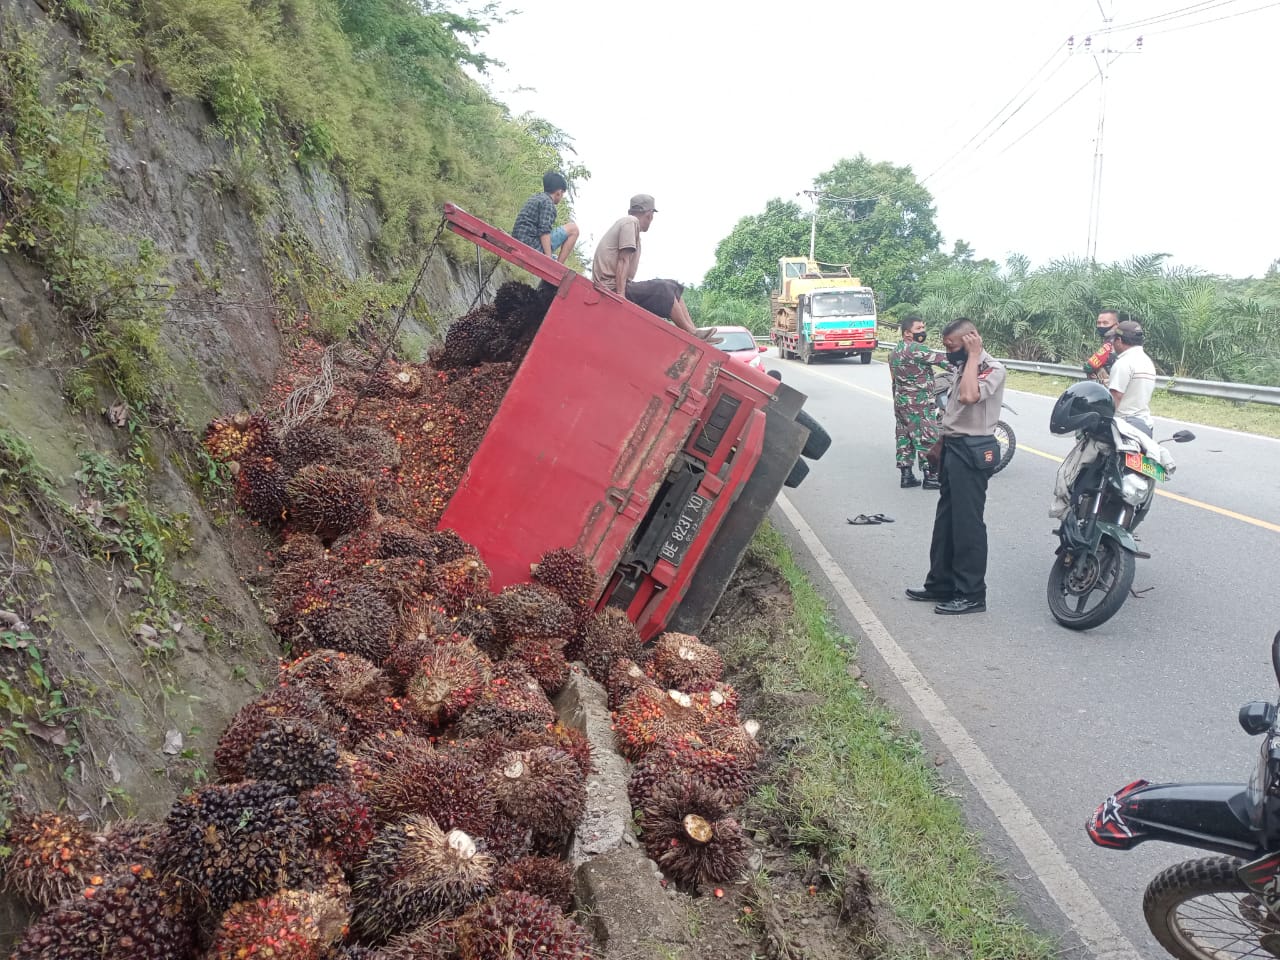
[91,819,164,871]
[357,555,436,611]
[612,687,710,762]
[530,547,600,623]
[232,456,291,525]
[645,632,724,692]
[506,637,569,695]
[489,584,575,641]
[427,554,491,615]
[370,361,424,399]
[156,780,312,915]
[271,553,337,616]
[454,661,556,738]
[492,279,547,335]
[605,658,660,711]
[205,889,349,960]
[298,782,376,872]
[363,736,487,830]
[454,890,592,960]
[351,816,495,943]
[434,305,502,369]
[345,424,402,468]
[573,608,644,683]
[495,722,592,779]
[286,464,378,540]
[423,528,473,564]
[627,732,755,810]
[215,685,336,780]
[493,855,575,914]
[330,527,388,567]
[637,779,749,890]
[278,531,327,564]
[8,863,195,960]
[375,519,437,560]
[281,649,394,718]
[280,577,398,665]
[378,921,458,960]
[0,810,103,909]
[203,411,280,463]
[699,719,764,769]
[278,422,349,473]
[404,640,492,727]
[488,747,587,841]
[243,718,344,793]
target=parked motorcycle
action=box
[1088,629,1280,960]
[1046,381,1194,630]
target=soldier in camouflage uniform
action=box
[890,315,948,489]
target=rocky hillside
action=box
[0,0,570,941]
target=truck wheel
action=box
[783,458,810,488]
[801,343,815,365]
[795,409,831,460]
[860,351,873,365]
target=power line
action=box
[1100,0,1242,32]
[1143,0,1280,32]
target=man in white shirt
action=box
[1108,320,1156,436]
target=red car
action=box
[702,325,767,371]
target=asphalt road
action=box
[766,350,1280,957]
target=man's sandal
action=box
[847,514,882,525]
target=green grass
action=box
[727,525,1054,959]
[1003,369,1280,439]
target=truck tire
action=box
[860,351,873,365]
[783,457,810,488]
[801,342,815,365]
[795,409,831,460]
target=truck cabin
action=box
[805,288,877,321]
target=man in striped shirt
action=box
[512,171,579,264]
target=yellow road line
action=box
[787,362,1280,536]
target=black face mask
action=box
[912,332,927,343]
[1097,326,1113,340]
[946,349,967,365]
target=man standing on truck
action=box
[890,315,947,489]
[592,195,719,342]
[512,171,580,264]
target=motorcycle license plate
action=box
[1124,452,1168,481]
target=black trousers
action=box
[924,436,991,601]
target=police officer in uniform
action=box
[906,318,1006,615]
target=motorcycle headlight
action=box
[1120,473,1154,505]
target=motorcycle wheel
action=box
[1046,536,1135,630]
[1143,856,1279,960]
[991,419,1016,476]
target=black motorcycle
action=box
[1088,630,1280,960]
[1047,382,1194,630]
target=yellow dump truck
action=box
[769,256,878,364]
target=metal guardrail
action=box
[998,359,1280,408]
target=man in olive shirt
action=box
[906,318,1006,615]
[592,194,717,341]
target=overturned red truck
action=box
[437,204,829,641]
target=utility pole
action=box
[801,189,824,262]
[1070,3,1142,262]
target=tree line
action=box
[692,155,1280,386]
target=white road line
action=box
[775,492,1142,960]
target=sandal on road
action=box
[869,513,895,523]
[847,514,882,526]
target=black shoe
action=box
[922,468,941,490]
[900,467,921,488]
[906,587,951,602]
[934,597,986,615]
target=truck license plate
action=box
[658,492,714,567]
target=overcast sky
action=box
[476,0,1279,287]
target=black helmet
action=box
[1050,381,1115,435]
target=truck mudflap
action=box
[666,386,809,637]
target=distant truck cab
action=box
[770,256,877,365]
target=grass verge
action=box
[726,523,1054,959]
[1003,369,1280,439]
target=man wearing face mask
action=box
[1083,309,1122,385]
[889,315,947,489]
[906,318,1006,615]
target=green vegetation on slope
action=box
[729,526,1054,959]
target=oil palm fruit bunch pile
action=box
[606,629,761,892]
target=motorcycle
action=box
[1088,629,1280,960]
[1046,381,1194,630]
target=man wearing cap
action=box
[512,171,579,264]
[1108,320,1156,436]
[592,195,718,341]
